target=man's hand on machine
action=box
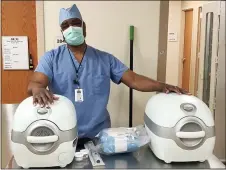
[162,84,191,95]
[32,88,59,107]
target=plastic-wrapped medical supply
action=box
[94,125,150,155]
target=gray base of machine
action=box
[9,145,210,169]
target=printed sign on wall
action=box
[2,36,29,70]
[54,36,65,48]
[168,32,178,42]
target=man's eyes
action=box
[71,23,81,26]
[61,22,81,29]
[62,23,69,27]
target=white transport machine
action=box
[144,93,215,163]
[11,95,78,168]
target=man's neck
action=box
[67,42,87,54]
[67,42,87,63]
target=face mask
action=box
[63,26,85,46]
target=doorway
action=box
[182,9,193,92]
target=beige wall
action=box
[182,1,210,9]
[36,1,45,59]
[166,1,182,86]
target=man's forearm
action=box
[133,74,165,92]
[122,70,188,94]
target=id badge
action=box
[75,89,84,102]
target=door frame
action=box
[179,6,206,95]
[179,8,194,92]
[194,7,202,96]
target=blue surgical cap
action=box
[59,4,82,25]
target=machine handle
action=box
[176,131,205,139]
[27,135,58,143]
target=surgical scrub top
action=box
[35,44,128,138]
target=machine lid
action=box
[12,95,77,132]
[145,93,214,128]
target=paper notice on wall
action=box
[54,36,65,48]
[168,32,178,42]
[2,36,29,70]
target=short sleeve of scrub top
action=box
[109,54,129,84]
[35,51,53,81]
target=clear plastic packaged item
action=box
[93,125,151,155]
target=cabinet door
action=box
[1,1,38,104]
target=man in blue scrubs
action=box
[28,4,188,145]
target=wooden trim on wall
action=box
[178,10,185,88]
[157,1,169,83]
[194,7,202,96]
